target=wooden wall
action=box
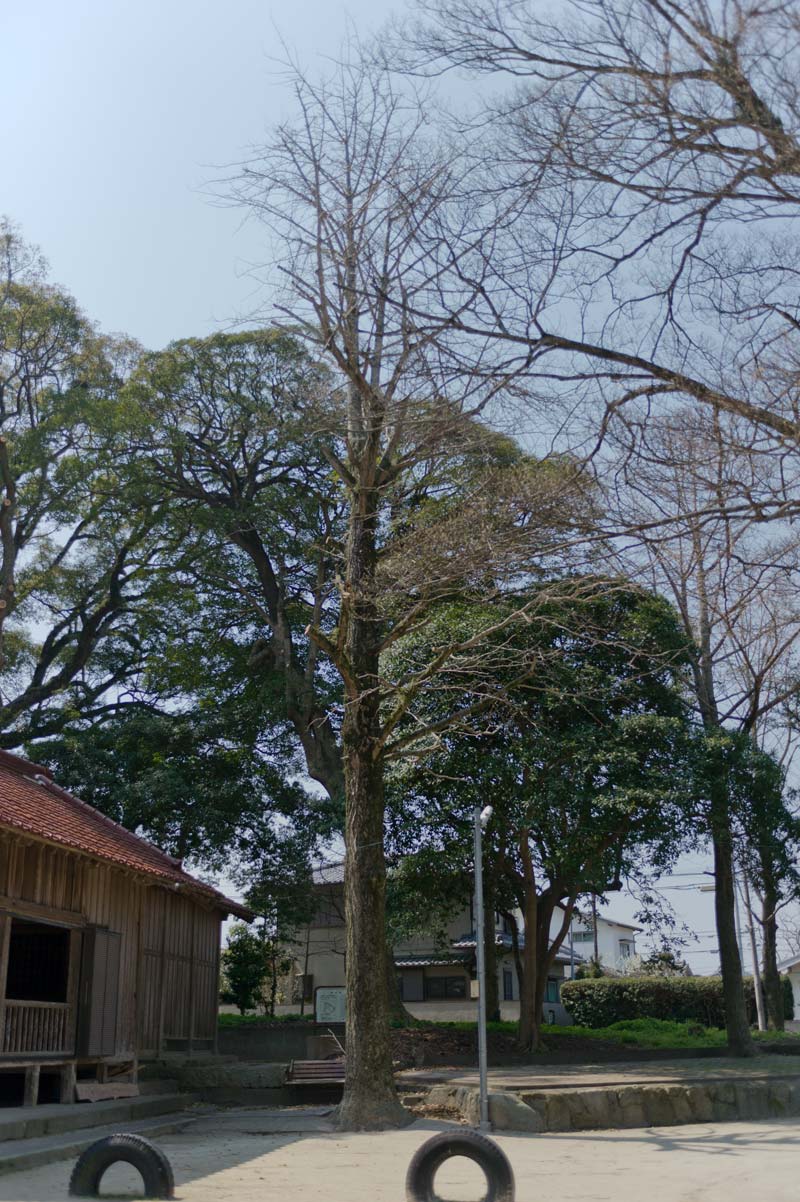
[0,832,224,1058]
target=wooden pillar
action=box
[60,1061,76,1104]
[23,1064,40,1107]
[157,893,168,1056]
[187,907,197,1058]
[212,921,222,1057]
[0,913,11,1054]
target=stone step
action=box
[0,1111,194,1177]
[0,1092,196,1143]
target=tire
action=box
[69,1133,175,1199]
[406,1130,514,1202]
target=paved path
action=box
[3,1112,800,1202]
[399,1053,800,1091]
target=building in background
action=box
[288,862,638,1024]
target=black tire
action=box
[406,1130,514,1202]
[69,1133,175,1199]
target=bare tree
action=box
[227,56,596,1125]
[403,0,800,507]
[608,408,800,1048]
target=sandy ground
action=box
[2,1111,800,1202]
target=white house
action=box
[289,862,639,1024]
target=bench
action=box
[286,1058,345,1085]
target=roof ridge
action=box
[0,748,53,780]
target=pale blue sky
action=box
[2,0,395,348]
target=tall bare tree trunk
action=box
[337,487,409,1130]
[710,774,755,1056]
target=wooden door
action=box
[76,927,121,1057]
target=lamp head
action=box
[479,805,494,830]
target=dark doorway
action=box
[5,919,70,1002]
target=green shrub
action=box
[560,974,796,1028]
[784,976,795,1021]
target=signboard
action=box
[315,986,346,1025]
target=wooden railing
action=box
[2,1001,72,1056]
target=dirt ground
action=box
[2,1112,800,1202]
[389,1025,618,1068]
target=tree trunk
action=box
[386,946,414,1025]
[335,487,409,1130]
[710,776,755,1056]
[483,868,500,1023]
[516,833,539,1051]
[760,875,784,1031]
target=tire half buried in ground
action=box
[406,1130,514,1202]
[69,1133,175,1198]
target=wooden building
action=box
[0,749,249,1105]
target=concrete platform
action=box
[404,1056,800,1133]
[398,1053,800,1091]
[0,1109,195,1176]
[0,1091,196,1144]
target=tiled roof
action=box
[312,860,345,886]
[451,932,585,965]
[0,750,250,918]
[395,952,473,968]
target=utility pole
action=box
[740,869,767,1032]
[591,895,599,965]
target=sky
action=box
[1,0,396,349]
[3,0,775,975]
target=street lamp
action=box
[473,804,493,1132]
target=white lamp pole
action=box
[473,804,493,1132]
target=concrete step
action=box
[0,1092,196,1143]
[0,1110,195,1176]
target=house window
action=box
[5,919,70,1003]
[545,978,560,1003]
[503,969,513,1001]
[425,975,467,1000]
[619,940,634,959]
[572,929,595,942]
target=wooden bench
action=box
[287,1058,345,1085]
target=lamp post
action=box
[473,803,493,1132]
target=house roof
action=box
[312,861,345,886]
[395,952,473,969]
[451,932,585,966]
[0,750,251,919]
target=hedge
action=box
[560,975,794,1029]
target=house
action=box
[0,749,249,1106]
[290,861,638,1024]
[778,953,800,1017]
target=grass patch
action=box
[218,1011,308,1026]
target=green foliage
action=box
[31,705,329,875]
[560,975,795,1028]
[575,957,606,979]
[220,924,275,1014]
[217,1011,307,1026]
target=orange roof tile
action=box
[0,750,251,918]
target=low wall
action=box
[217,1024,343,1062]
[429,1074,800,1133]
